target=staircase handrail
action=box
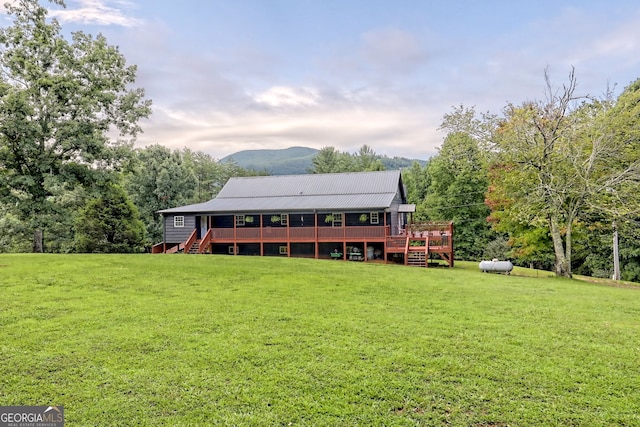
[197,228,213,254]
[183,228,198,254]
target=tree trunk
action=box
[549,215,571,277]
[565,221,572,278]
[33,229,44,253]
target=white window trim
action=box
[279,245,288,254]
[174,216,185,228]
[332,213,343,227]
[370,212,379,224]
[280,214,288,226]
[235,215,245,227]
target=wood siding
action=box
[164,214,196,243]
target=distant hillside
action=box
[221,147,318,175]
[222,146,427,175]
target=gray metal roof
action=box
[159,170,404,214]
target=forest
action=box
[1,1,639,281]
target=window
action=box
[370,212,379,224]
[279,245,288,254]
[228,246,236,254]
[235,215,245,226]
[174,216,185,228]
[280,214,288,226]
[332,213,343,227]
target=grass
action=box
[1,254,639,426]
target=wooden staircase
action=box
[407,250,426,267]
[187,241,200,254]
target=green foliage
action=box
[310,145,401,174]
[183,149,265,203]
[421,133,493,260]
[0,0,151,251]
[402,160,431,208]
[222,146,318,175]
[482,236,510,261]
[487,71,640,277]
[124,145,262,246]
[1,255,640,425]
[310,146,354,173]
[74,184,144,253]
[573,218,640,282]
[223,146,423,175]
[0,203,29,252]
[123,145,196,245]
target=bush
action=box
[74,184,145,253]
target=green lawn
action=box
[1,254,639,426]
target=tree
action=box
[124,145,196,247]
[74,183,144,253]
[354,145,384,171]
[402,160,430,211]
[421,132,492,260]
[490,69,640,277]
[310,146,352,173]
[0,0,151,252]
[440,104,499,154]
[310,145,387,173]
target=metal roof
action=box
[159,170,404,214]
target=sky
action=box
[3,1,640,160]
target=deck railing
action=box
[183,228,198,254]
[198,228,213,253]
[207,225,389,242]
[201,224,449,248]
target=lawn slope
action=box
[1,255,639,426]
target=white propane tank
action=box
[479,259,514,274]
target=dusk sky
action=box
[4,0,640,159]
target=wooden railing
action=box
[205,225,390,242]
[198,228,213,254]
[318,225,388,240]
[182,228,198,254]
[386,236,407,250]
[212,229,234,240]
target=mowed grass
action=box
[1,255,639,426]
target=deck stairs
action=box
[407,250,427,267]
[187,241,200,254]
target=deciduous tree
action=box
[0,0,151,252]
[490,70,640,277]
[422,132,492,260]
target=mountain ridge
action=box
[221,146,426,175]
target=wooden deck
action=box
[156,221,454,268]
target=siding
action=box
[164,214,196,244]
[390,187,405,235]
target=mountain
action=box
[221,146,427,175]
[221,146,318,175]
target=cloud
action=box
[121,2,640,162]
[253,86,320,108]
[360,28,432,75]
[49,0,141,27]
[137,84,444,160]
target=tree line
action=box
[2,1,640,281]
[311,70,640,281]
[407,69,640,281]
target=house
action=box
[154,170,454,267]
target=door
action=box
[196,216,207,239]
